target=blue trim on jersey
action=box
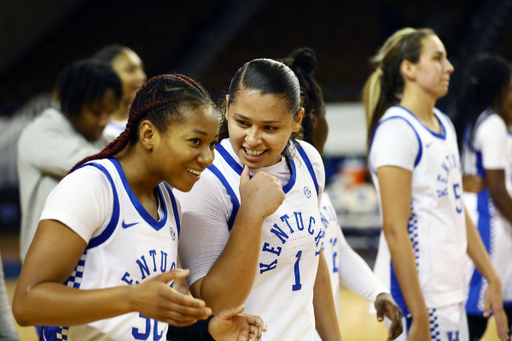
[110,158,168,231]
[41,326,67,341]
[81,162,120,249]
[216,141,297,193]
[208,164,240,231]
[390,262,410,317]
[395,105,447,140]
[216,143,244,175]
[466,188,492,315]
[475,151,485,177]
[282,156,297,194]
[390,208,419,320]
[369,116,423,171]
[296,144,318,195]
[163,182,181,239]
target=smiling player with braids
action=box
[13,74,265,341]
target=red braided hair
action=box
[67,74,214,175]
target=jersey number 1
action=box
[293,250,302,291]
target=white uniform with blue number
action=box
[462,111,512,315]
[39,158,180,341]
[314,193,389,341]
[176,139,324,341]
[369,105,468,341]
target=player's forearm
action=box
[338,245,388,302]
[13,282,134,326]
[465,209,501,286]
[384,223,428,321]
[314,251,342,341]
[199,206,265,313]
[488,186,512,226]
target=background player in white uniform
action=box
[280,46,403,341]
[453,54,512,340]
[363,27,509,341]
[175,58,342,341]
[93,45,147,139]
[12,74,265,341]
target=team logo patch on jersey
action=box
[170,226,176,241]
[303,186,312,198]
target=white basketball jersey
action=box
[318,194,342,313]
[209,139,323,341]
[41,158,180,341]
[462,112,512,314]
[369,105,467,315]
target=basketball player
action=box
[281,46,403,341]
[93,45,147,139]
[453,53,512,340]
[13,75,265,341]
[175,58,342,340]
[364,28,509,340]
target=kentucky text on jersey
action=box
[121,249,177,285]
[260,211,323,274]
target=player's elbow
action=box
[12,297,32,327]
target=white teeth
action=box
[187,168,202,176]
[244,148,265,156]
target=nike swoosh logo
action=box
[426,142,433,148]
[122,220,138,229]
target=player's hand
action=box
[374,292,403,340]
[483,281,510,341]
[209,305,266,341]
[239,165,285,219]
[133,269,212,327]
[407,315,430,341]
[462,174,484,193]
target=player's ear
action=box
[139,120,159,150]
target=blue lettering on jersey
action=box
[447,331,459,341]
[270,223,289,244]
[259,260,278,274]
[315,229,323,247]
[436,154,463,213]
[137,256,150,280]
[121,250,176,286]
[280,214,294,234]
[262,242,282,256]
[149,250,157,271]
[330,238,339,273]
[320,211,329,229]
[294,212,305,231]
[308,216,316,235]
[261,211,317,275]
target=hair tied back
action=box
[291,48,317,75]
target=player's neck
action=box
[400,88,441,133]
[117,146,161,199]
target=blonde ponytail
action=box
[363,68,383,132]
[363,27,435,149]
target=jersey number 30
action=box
[133,313,163,340]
